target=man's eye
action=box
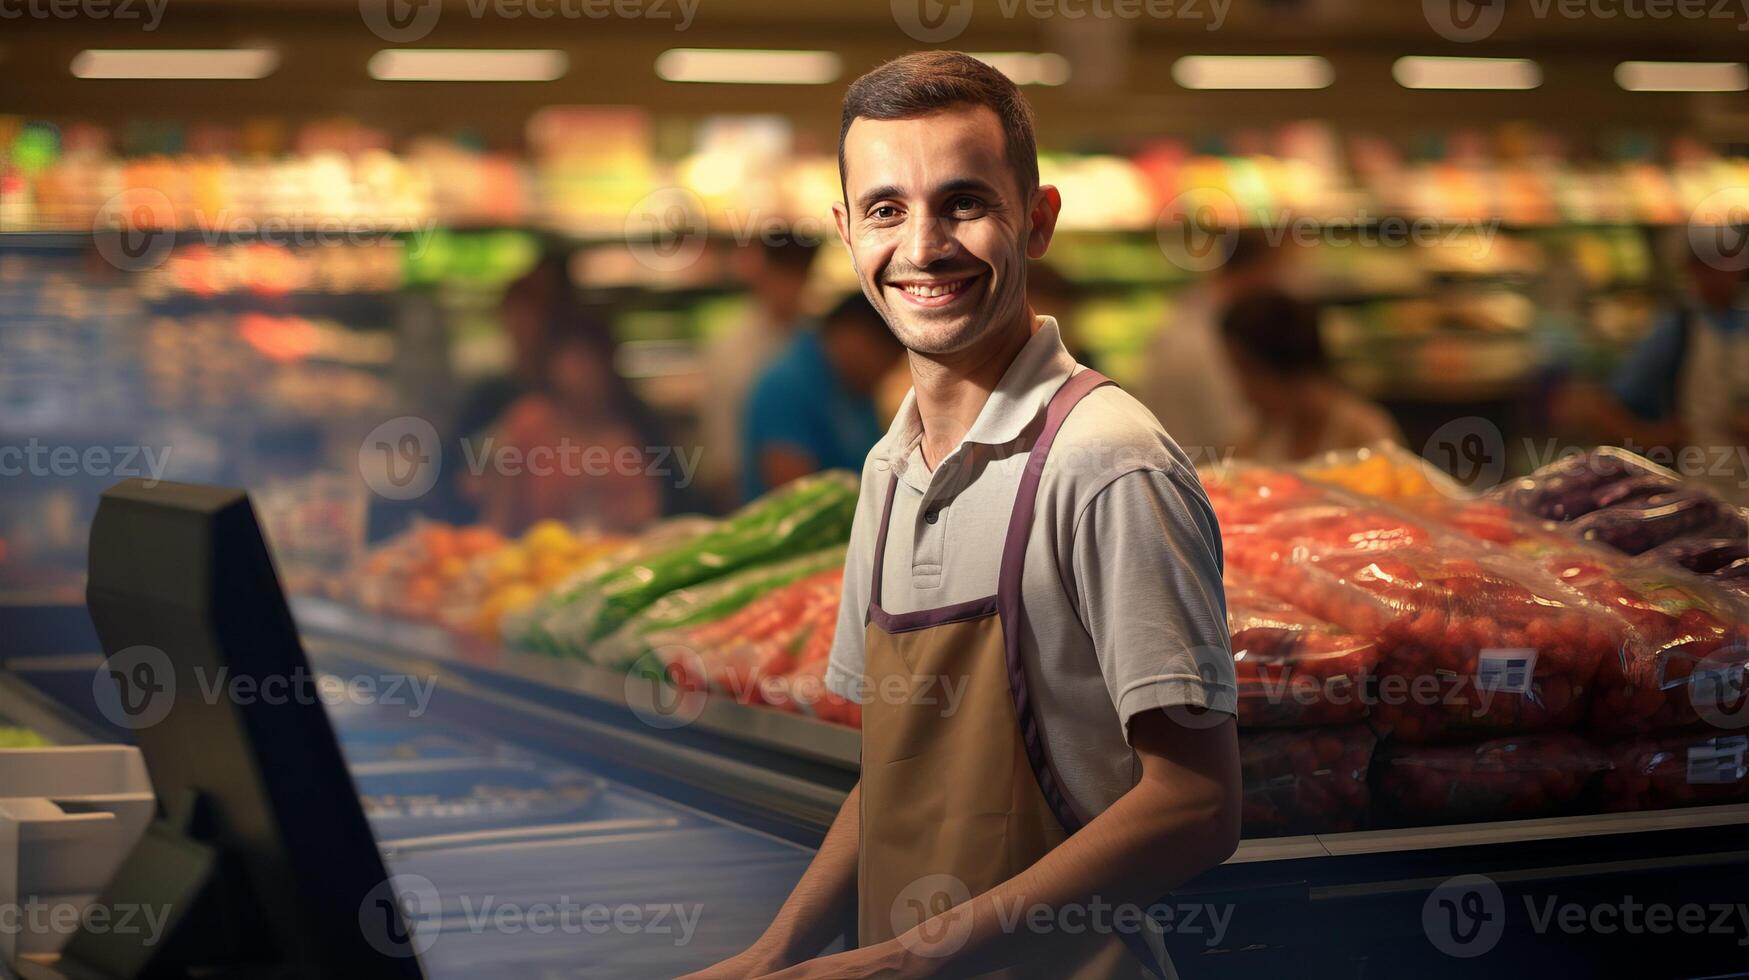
[869,205,900,221]
[949,196,983,214]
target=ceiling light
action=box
[72,49,278,80]
[1393,56,1541,90]
[1615,61,1748,93]
[655,49,841,85]
[367,49,568,82]
[971,52,1071,86]
[1171,55,1333,90]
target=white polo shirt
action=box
[825,317,1236,823]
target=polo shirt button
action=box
[925,509,939,525]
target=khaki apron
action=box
[857,370,1165,979]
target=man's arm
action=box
[759,710,1239,979]
[678,782,862,979]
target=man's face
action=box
[834,105,1058,356]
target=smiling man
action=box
[683,51,1240,980]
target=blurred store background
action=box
[2,0,1747,600]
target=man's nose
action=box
[903,214,957,269]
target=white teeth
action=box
[899,279,968,298]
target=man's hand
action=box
[753,939,917,979]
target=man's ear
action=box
[832,200,853,251]
[1026,184,1062,260]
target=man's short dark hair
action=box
[839,51,1039,197]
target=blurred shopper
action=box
[741,292,902,500]
[428,252,569,524]
[1133,228,1277,458]
[465,308,664,536]
[698,236,821,507]
[1221,289,1402,463]
[686,50,1238,980]
[1574,236,1748,456]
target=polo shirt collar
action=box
[875,316,1077,486]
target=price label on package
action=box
[1689,663,1747,709]
[1476,648,1537,695]
[1686,736,1749,785]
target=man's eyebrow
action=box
[852,177,1003,213]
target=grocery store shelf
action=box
[292,597,861,770]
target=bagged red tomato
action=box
[1267,542,1618,741]
[1239,726,1376,836]
[1226,569,1379,727]
[1200,464,1334,530]
[1375,734,1609,824]
[658,570,841,704]
[1598,733,1749,812]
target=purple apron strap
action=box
[997,370,1167,979]
[997,368,1111,835]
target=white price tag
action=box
[1686,737,1748,785]
[1690,663,1747,708]
[1476,648,1537,695]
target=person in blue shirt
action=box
[741,292,903,500]
[1608,242,1747,451]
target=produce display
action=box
[343,519,626,638]
[1301,443,1460,500]
[584,547,845,668]
[1401,496,1749,736]
[1598,733,1749,812]
[1495,449,1748,559]
[514,471,857,652]
[655,568,860,728]
[1225,569,1379,728]
[1238,726,1376,836]
[1374,734,1609,824]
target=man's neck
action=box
[909,309,1037,470]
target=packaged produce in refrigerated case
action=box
[1375,734,1610,825]
[1238,726,1376,837]
[1225,569,1380,728]
[1598,733,1749,812]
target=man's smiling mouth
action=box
[888,272,984,307]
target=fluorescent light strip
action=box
[1393,56,1541,90]
[368,49,567,82]
[1616,61,1748,93]
[655,48,840,85]
[72,49,278,80]
[971,52,1071,86]
[1171,55,1333,90]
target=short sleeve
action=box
[823,465,883,702]
[745,366,822,463]
[1069,467,1236,738]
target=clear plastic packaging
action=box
[1238,726,1376,837]
[653,568,843,711]
[1260,540,1621,741]
[1598,733,1749,812]
[1225,569,1380,727]
[1375,734,1609,824]
[1493,447,1747,555]
[1298,441,1465,499]
[1199,464,1338,530]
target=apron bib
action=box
[856,370,1165,980]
